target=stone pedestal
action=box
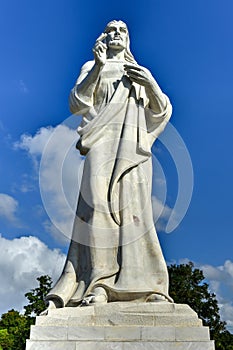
[26,302,215,349]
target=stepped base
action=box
[26,302,215,350]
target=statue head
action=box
[97,20,136,63]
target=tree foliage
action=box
[0,329,14,349]
[0,309,32,350]
[24,275,52,317]
[168,262,233,349]
[0,275,52,350]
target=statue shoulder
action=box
[80,60,95,73]
[76,60,95,85]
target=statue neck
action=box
[107,48,125,61]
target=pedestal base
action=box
[26,302,215,349]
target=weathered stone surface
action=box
[141,326,175,341]
[26,303,215,349]
[74,342,215,350]
[45,20,174,312]
[68,326,105,340]
[37,302,202,327]
[29,325,211,342]
[30,325,68,341]
[175,326,210,341]
[26,341,76,350]
[27,340,215,350]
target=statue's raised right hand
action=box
[93,34,107,67]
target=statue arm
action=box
[69,60,103,114]
[144,78,167,114]
[69,38,107,115]
[124,63,168,114]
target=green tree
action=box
[0,275,53,350]
[24,275,52,317]
[215,330,233,350]
[0,329,14,350]
[0,309,32,350]
[168,262,233,349]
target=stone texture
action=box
[30,325,67,341]
[68,326,105,340]
[175,326,210,341]
[26,341,76,350]
[104,326,141,341]
[45,20,174,311]
[141,326,175,341]
[77,342,215,350]
[27,340,215,350]
[26,303,215,349]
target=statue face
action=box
[105,22,128,50]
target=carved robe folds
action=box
[46,60,172,307]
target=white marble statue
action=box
[44,20,173,312]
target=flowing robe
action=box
[46,60,173,307]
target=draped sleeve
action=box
[69,60,95,115]
[142,86,172,145]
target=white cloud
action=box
[0,193,18,222]
[38,124,83,241]
[201,260,233,294]
[199,260,233,332]
[15,123,83,241]
[0,235,66,315]
[14,126,55,168]
[14,127,55,177]
[220,303,233,331]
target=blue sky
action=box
[0,0,233,330]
